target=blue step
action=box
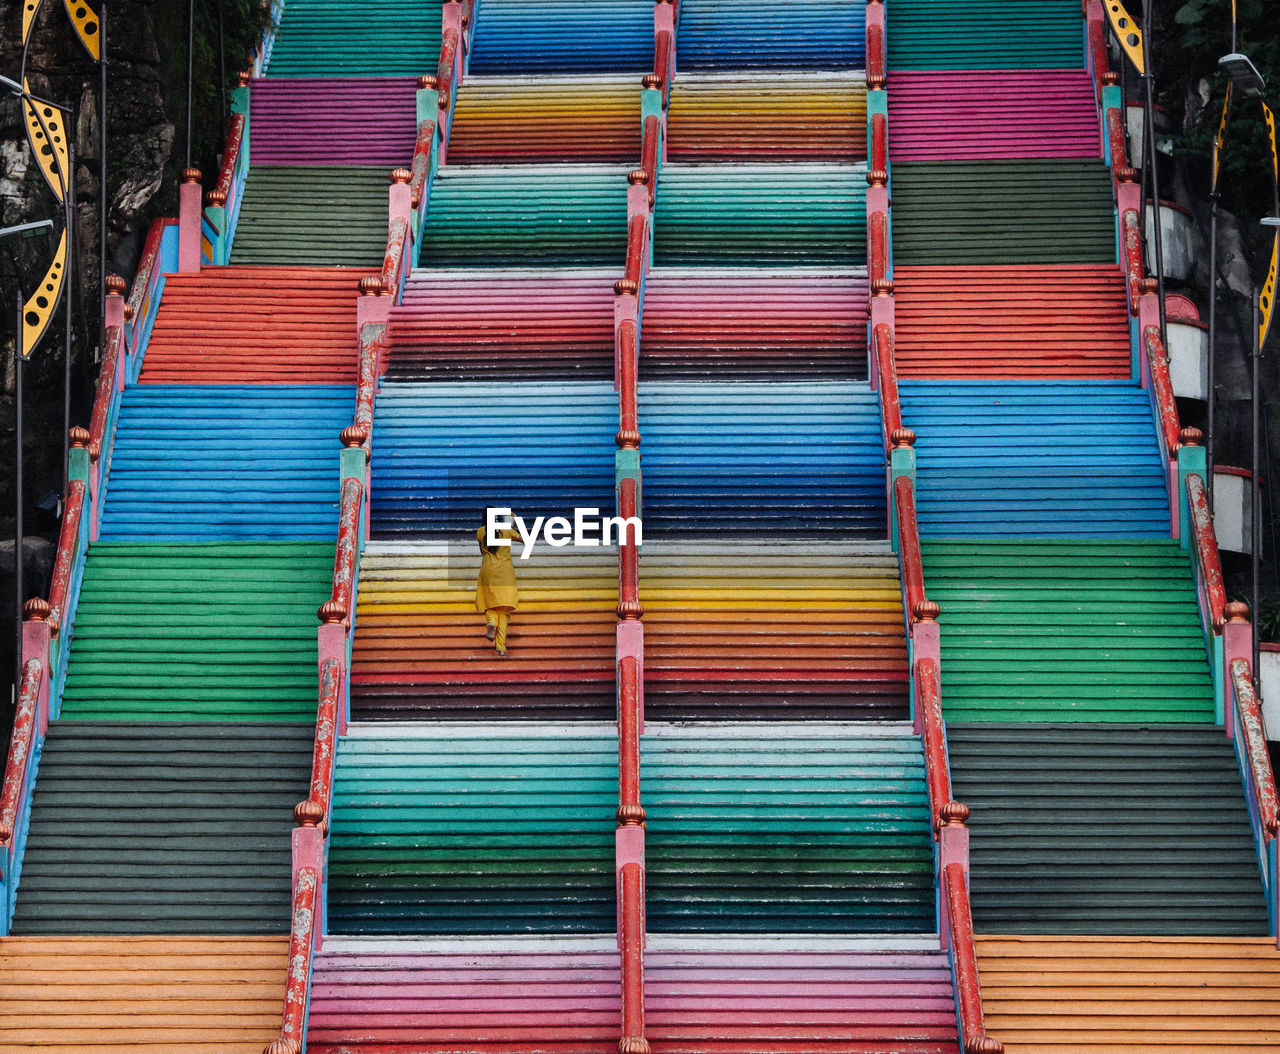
[899,381,1170,538]
[100,385,354,541]
[370,381,886,537]
[639,381,886,534]
[468,0,654,74]
[676,0,867,70]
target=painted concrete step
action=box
[0,936,287,1051]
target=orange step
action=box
[977,935,1280,1052]
[140,266,360,384]
[0,935,287,1052]
[893,265,1131,379]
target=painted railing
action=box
[261,9,478,1051]
[869,3,1003,1049]
[1084,0,1280,946]
[0,198,181,932]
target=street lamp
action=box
[1220,54,1266,99]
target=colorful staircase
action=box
[882,0,1280,1046]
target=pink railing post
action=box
[177,167,203,272]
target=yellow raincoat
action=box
[475,527,519,613]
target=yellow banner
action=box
[1104,0,1145,75]
[23,0,47,45]
[22,230,67,360]
[1213,82,1234,193]
[1262,101,1278,349]
[61,0,100,60]
[22,79,69,203]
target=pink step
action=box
[307,947,960,1053]
[249,77,419,166]
[889,70,1101,161]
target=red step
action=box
[140,266,360,384]
[892,265,1131,378]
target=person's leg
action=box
[494,610,509,654]
[485,609,497,641]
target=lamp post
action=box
[1213,54,1268,510]
[1,218,54,699]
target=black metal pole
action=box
[1140,1,1168,348]
[99,1,108,355]
[187,0,196,169]
[63,133,75,505]
[1253,290,1262,676]
[14,290,23,699]
[218,0,228,131]
[1207,193,1218,507]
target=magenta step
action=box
[307,944,960,1053]
[385,270,869,380]
[249,77,419,166]
[889,69,1101,161]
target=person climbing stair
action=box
[476,509,519,655]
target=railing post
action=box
[1224,601,1252,734]
[1175,428,1205,547]
[177,167,203,273]
[888,429,915,550]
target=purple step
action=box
[307,943,960,1053]
[249,77,419,166]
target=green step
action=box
[11,722,312,934]
[890,160,1116,265]
[654,163,867,266]
[61,542,333,722]
[327,730,617,934]
[419,166,629,268]
[230,166,390,267]
[950,724,1270,936]
[265,0,443,77]
[923,540,1215,722]
[642,727,934,933]
[887,0,1084,69]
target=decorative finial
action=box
[617,599,644,619]
[341,424,368,448]
[616,429,641,449]
[616,804,646,825]
[871,278,894,297]
[1178,426,1203,447]
[641,73,663,89]
[939,800,970,826]
[627,169,649,186]
[890,427,916,449]
[237,70,252,87]
[1225,600,1250,623]
[914,599,940,623]
[867,71,887,90]
[1117,166,1138,184]
[1102,71,1120,86]
[104,274,126,296]
[317,599,346,624]
[360,275,385,296]
[419,74,438,90]
[181,167,202,184]
[263,1040,301,1054]
[614,278,639,296]
[23,597,50,622]
[866,169,889,187]
[390,168,412,185]
[205,187,228,207]
[1138,277,1158,296]
[294,799,324,827]
[619,1038,652,1054]
[69,425,90,449]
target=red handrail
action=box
[46,478,86,637]
[653,29,672,101]
[915,657,952,830]
[436,27,460,109]
[330,477,363,616]
[1105,105,1130,174]
[408,118,437,211]
[381,215,409,296]
[640,116,661,208]
[866,23,885,86]
[304,657,342,823]
[869,210,889,287]
[354,330,382,438]
[1185,473,1227,631]
[126,219,168,334]
[211,113,247,205]
[874,324,902,439]
[87,325,123,464]
[1230,658,1280,836]
[894,476,926,619]
[1143,325,1181,458]
[0,659,43,846]
[870,112,887,173]
[273,866,318,1054]
[619,861,646,1046]
[944,862,1003,1053]
[622,215,648,290]
[1121,208,1144,312]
